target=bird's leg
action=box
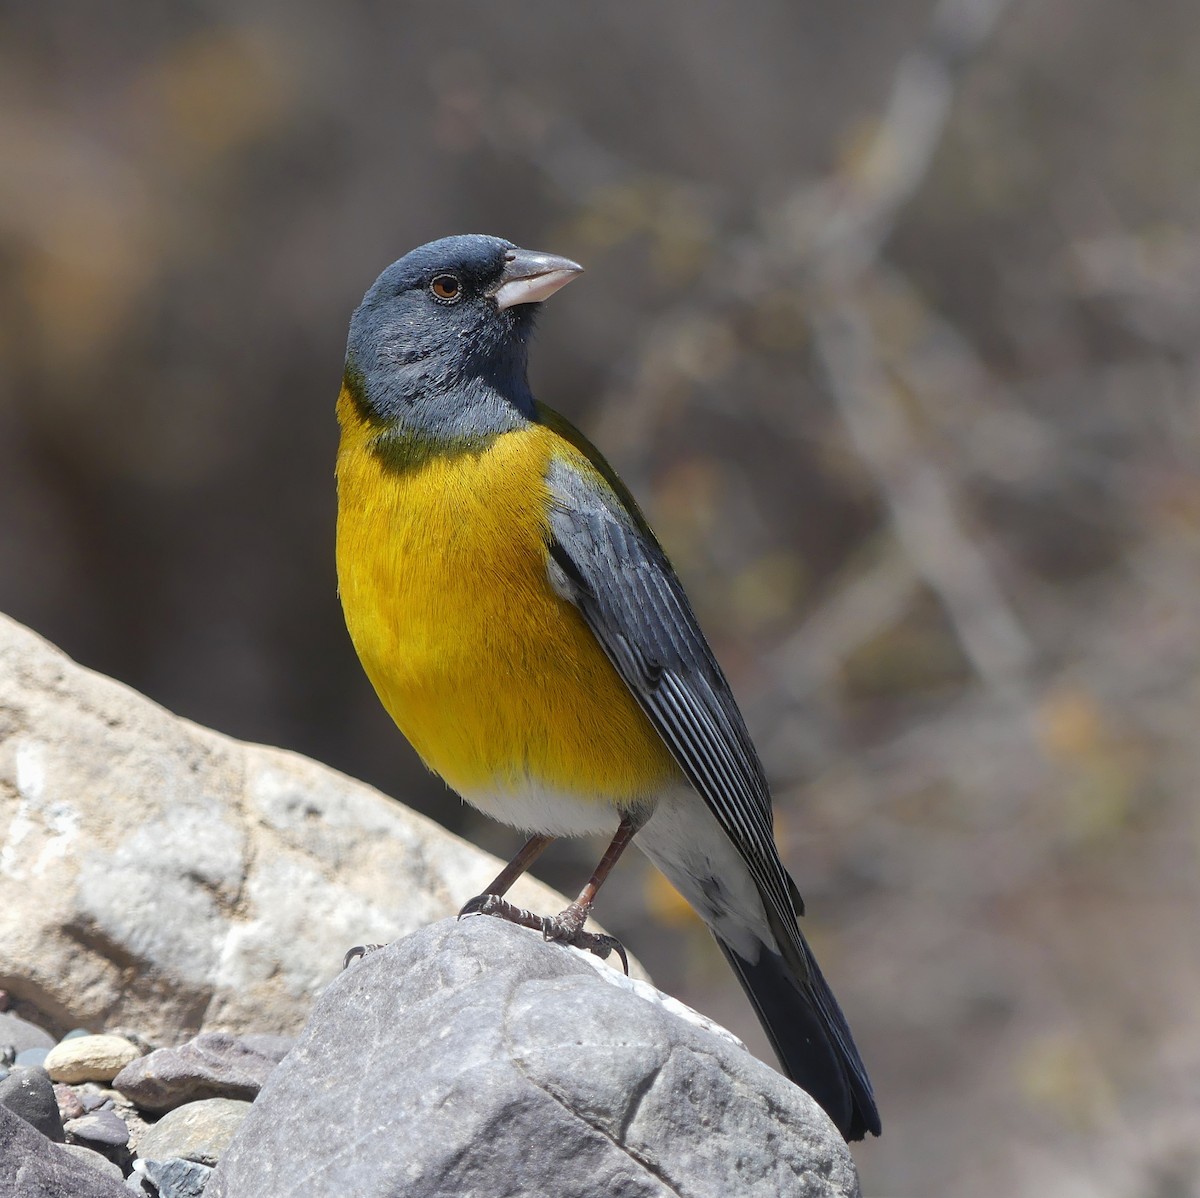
[539,813,645,974]
[459,815,645,974]
[349,835,555,972]
[457,832,556,920]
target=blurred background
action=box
[3,0,1199,1192]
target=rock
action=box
[142,1157,214,1198]
[0,613,604,1044]
[16,1046,50,1067]
[55,1081,86,1120]
[0,1104,129,1197]
[137,1098,252,1167]
[114,1031,292,1113]
[65,1108,131,1148]
[234,1033,293,1063]
[0,1065,65,1141]
[45,1033,142,1084]
[79,1087,118,1113]
[60,1143,126,1183]
[209,918,861,1198]
[0,1010,55,1057]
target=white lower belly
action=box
[459,781,634,837]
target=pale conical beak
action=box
[491,248,584,310]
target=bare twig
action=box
[780,0,1016,277]
[811,293,1035,692]
[793,0,1033,693]
[772,537,920,701]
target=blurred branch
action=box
[792,0,1032,693]
[773,537,919,701]
[778,0,1015,276]
[811,293,1035,692]
[1069,228,1200,361]
[875,263,1057,480]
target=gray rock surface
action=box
[0,1065,64,1141]
[136,1097,252,1167]
[113,1030,291,1112]
[65,1108,131,1148]
[210,918,861,1198]
[0,1104,128,1198]
[60,1143,126,1183]
[0,1010,55,1058]
[0,612,594,1043]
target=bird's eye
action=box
[429,274,462,303]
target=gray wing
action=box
[543,456,803,961]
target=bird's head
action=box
[343,234,582,440]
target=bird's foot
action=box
[458,893,628,974]
[342,943,385,970]
[540,901,629,975]
[457,892,526,922]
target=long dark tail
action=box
[718,933,881,1141]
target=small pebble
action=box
[80,1088,116,1113]
[66,1107,131,1148]
[60,1142,126,1183]
[44,1033,142,1084]
[143,1156,215,1198]
[55,1081,86,1120]
[136,1097,252,1166]
[16,1046,50,1067]
[62,1027,93,1041]
[0,1065,65,1141]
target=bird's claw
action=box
[458,892,550,934]
[458,893,536,923]
[459,893,629,974]
[342,943,384,970]
[542,918,629,975]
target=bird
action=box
[334,233,880,1141]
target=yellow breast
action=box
[335,386,680,809]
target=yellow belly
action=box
[335,390,681,816]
